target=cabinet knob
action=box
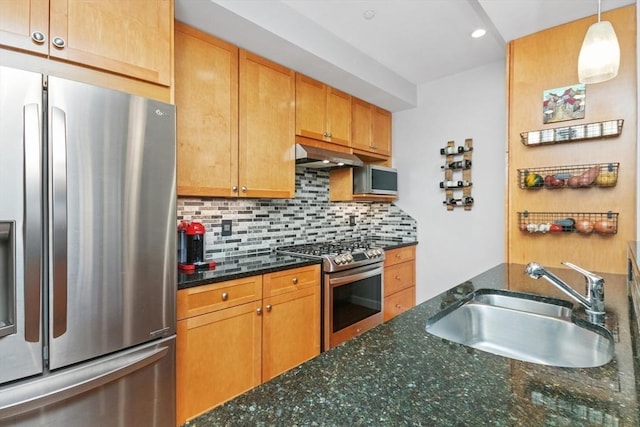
[221,292,229,301]
[52,37,66,48]
[292,277,298,285]
[266,304,272,312]
[396,254,401,258]
[232,186,238,192]
[395,275,401,280]
[396,304,401,309]
[31,31,46,44]
[241,186,247,193]
[256,307,262,316]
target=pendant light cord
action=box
[597,0,601,22]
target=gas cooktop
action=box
[276,240,384,273]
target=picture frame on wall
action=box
[542,83,586,124]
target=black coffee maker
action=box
[178,221,215,271]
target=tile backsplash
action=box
[177,168,417,259]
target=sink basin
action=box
[425,289,614,368]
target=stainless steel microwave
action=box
[353,165,398,195]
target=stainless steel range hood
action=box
[295,143,363,168]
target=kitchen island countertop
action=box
[185,263,638,426]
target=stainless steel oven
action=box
[277,240,385,351]
[324,263,383,350]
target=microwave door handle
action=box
[51,106,68,338]
[23,103,42,342]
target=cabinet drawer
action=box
[384,261,415,296]
[263,264,320,297]
[384,287,415,322]
[177,275,262,320]
[384,246,416,267]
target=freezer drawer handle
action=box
[0,344,169,419]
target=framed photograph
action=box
[542,83,586,124]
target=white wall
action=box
[393,59,507,303]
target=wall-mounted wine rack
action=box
[440,138,473,210]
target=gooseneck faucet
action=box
[525,262,605,324]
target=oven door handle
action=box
[328,264,383,287]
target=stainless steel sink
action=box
[425,289,614,368]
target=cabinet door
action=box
[262,286,320,381]
[351,97,373,152]
[384,246,416,267]
[239,51,295,198]
[48,0,172,85]
[326,87,351,146]
[384,261,415,296]
[372,106,392,156]
[176,301,262,425]
[177,275,263,320]
[263,264,320,298]
[0,0,49,55]
[384,286,415,321]
[175,23,239,197]
[295,73,327,141]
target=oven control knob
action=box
[346,254,353,262]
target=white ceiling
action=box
[175,0,635,111]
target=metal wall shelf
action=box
[520,119,623,146]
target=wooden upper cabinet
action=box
[372,106,392,156]
[239,50,295,198]
[295,73,351,146]
[0,0,49,55]
[352,97,391,158]
[326,87,351,145]
[175,23,295,199]
[175,22,239,197]
[0,0,172,86]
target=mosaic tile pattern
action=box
[177,168,417,259]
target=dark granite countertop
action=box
[178,239,417,290]
[186,263,638,426]
[178,252,321,290]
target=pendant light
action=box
[578,0,620,84]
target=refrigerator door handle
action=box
[23,103,42,343]
[0,343,169,420]
[51,106,68,338]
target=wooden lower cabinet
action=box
[262,285,320,381]
[176,265,321,425]
[176,301,262,424]
[383,246,416,321]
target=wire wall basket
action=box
[517,211,618,234]
[517,162,619,189]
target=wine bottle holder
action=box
[520,119,623,146]
[441,138,473,210]
[518,211,618,234]
[517,162,619,190]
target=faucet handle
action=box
[561,261,603,284]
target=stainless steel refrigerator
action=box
[0,65,176,426]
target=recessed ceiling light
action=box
[363,9,376,20]
[471,28,487,38]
